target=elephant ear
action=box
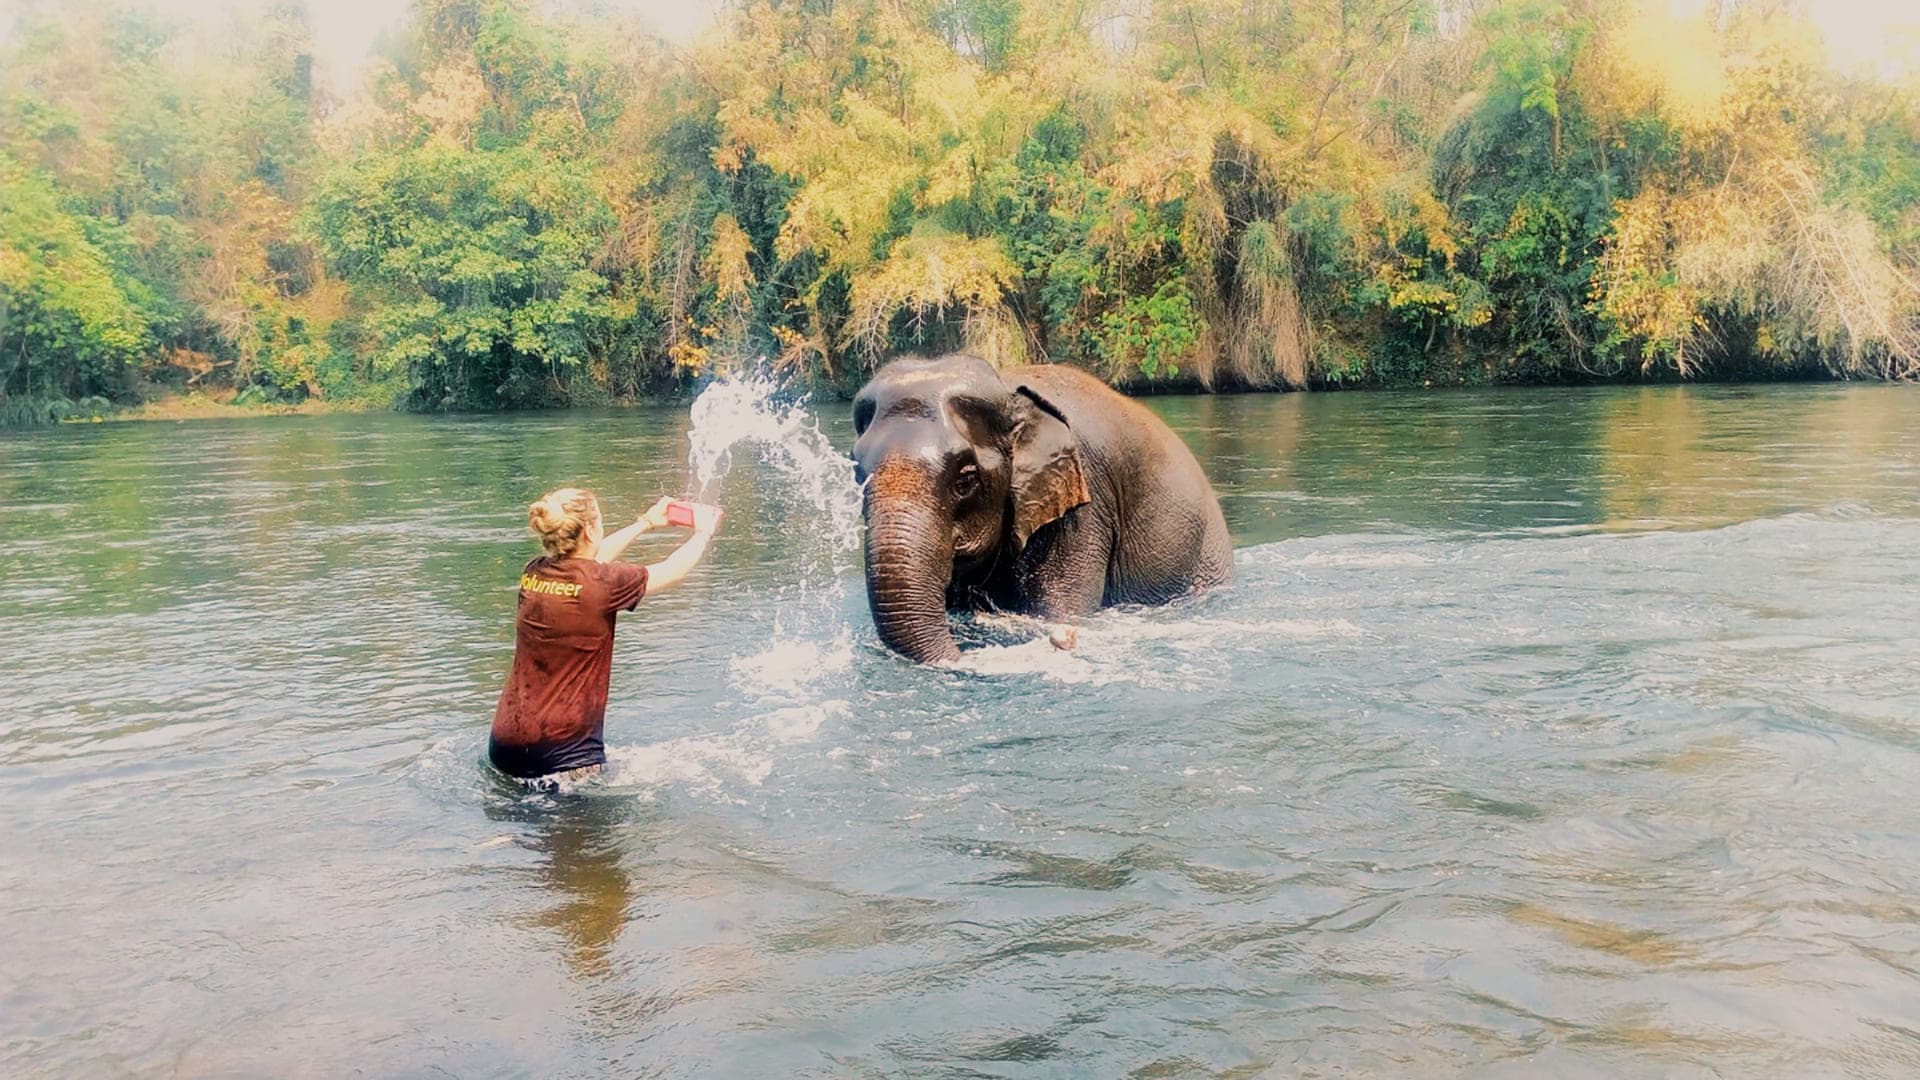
[1009,384,1091,550]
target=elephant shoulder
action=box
[1004,365,1124,422]
[1006,364,1110,396]
[1014,366,1175,437]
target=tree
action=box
[0,160,151,405]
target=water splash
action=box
[687,375,862,554]
[684,374,865,692]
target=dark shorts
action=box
[488,734,606,781]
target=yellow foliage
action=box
[597,197,659,278]
[412,61,491,147]
[668,317,714,375]
[0,248,28,288]
[758,91,918,271]
[711,141,744,174]
[961,305,1033,369]
[845,229,1020,360]
[770,323,830,377]
[707,212,754,301]
[1599,161,1920,377]
[1597,189,1705,373]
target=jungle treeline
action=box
[2,0,1917,420]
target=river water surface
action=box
[4,384,1920,1077]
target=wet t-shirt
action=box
[489,556,648,778]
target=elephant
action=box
[851,353,1232,663]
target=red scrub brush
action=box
[665,500,722,530]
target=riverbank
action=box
[2,391,370,428]
[0,363,1874,429]
[109,393,355,423]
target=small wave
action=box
[1235,534,1434,568]
[945,609,1359,686]
[413,710,827,808]
[729,632,854,697]
[764,700,851,743]
[594,700,853,798]
[952,637,1124,685]
[407,733,487,801]
[1286,549,1436,568]
[1087,611,1366,647]
[603,730,776,799]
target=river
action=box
[3,383,1919,1076]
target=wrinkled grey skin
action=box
[852,353,1232,663]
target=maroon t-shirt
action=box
[488,556,648,778]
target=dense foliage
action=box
[2,0,1916,417]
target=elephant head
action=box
[851,354,1091,663]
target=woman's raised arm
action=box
[644,504,721,593]
[595,497,673,564]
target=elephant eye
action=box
[953,464,981,498]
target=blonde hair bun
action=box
[528,487,599,556]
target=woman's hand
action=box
[638,497,674,531]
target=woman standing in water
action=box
[489,488,720,783]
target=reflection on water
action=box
[1166,383,1920,541]
[3,383,1920,1076]
[486,789,644,981]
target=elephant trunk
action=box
[863,462,959,664]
